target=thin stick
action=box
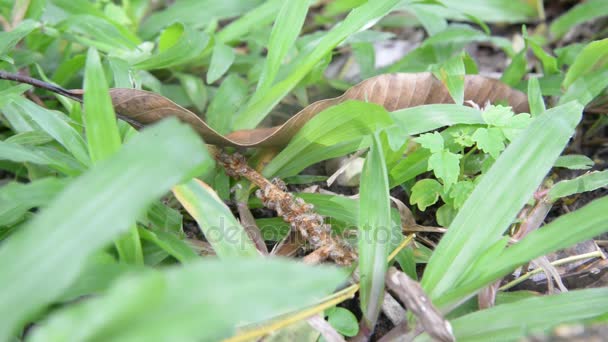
[0,70,83,102]
[499,250,604,291]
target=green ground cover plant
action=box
[0,0,607,341]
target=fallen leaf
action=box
[70,72,531,147]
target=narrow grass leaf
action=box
[139,0,263,38]
[0,178,68,227]
[418,288,608,342]
[234,0,400,129]
[30,258,345,342]
[550,0,608,39]
[263,101,393,178]
[421,101,583,303]
[358,134,392,328]
[216,0,282,43]
[562,38,608,88]
[255,0,310,95]
[390,104,484,136]
[527,76,545,116]
[7,98,89,165]
[84,47,143,264]
[0,19,39,57]
[548,170,608,201]
[173,179,259,258]
[554,154,594,170]
[0,118,212,339]
[138,228,199,263]
[438,196,608,306]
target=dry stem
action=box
[214,150,357,265]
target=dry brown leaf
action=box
[73,72,529,148]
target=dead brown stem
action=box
[385,267,454,342]
[214,150,357,265]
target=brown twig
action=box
[385,267,455,342]
[214,150,357,265]
[0,70,83,102]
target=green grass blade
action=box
[233,0,400,129]
[83,48,121,162]
[358,133,392,329]
[0,118,212,339]
[420,101,583,303]
[435,196,608,307]
[0,19,39,57]
[550,0,608,39]
[263,101,393,178]
[254,0,310,96]
[84,47,143,264]
[562,38,608,88]
[548,170,608,201]
[8,98,89,166]
[173,179,259,258]
[418,288,608,342]
[390,104,484,135]
[0,178,68,227]
[216,0,282,44]
[29,258,345,341]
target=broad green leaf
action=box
[471,127,505,159]
[410,179,442,211]
[550,0,608,39]
[255,0,310,95]
[436,203,457,227]
[207,42,235,84]
[6,98,89,166]
[173,179,259,258]
[418,288,608,342]
[29,258,344,341]
[0,20,39,57]
[0,84,32,109]
[0,118,212,340]
[428,150,462,188]
[326,307,359,337]
[554,154,594,170]
[263,101,393,178]
[421,101,583,305]
[234,0,401,129]
[0,178,68,227]
[135,23,209,70]
[548,170,608,202]
[416,132,444,153]
[389,148,430,188]
[358,133,392,329]
[563,38,608,88]
[139,0,264,38]
[481,105,513,126]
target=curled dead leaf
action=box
[93,72,529,147]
